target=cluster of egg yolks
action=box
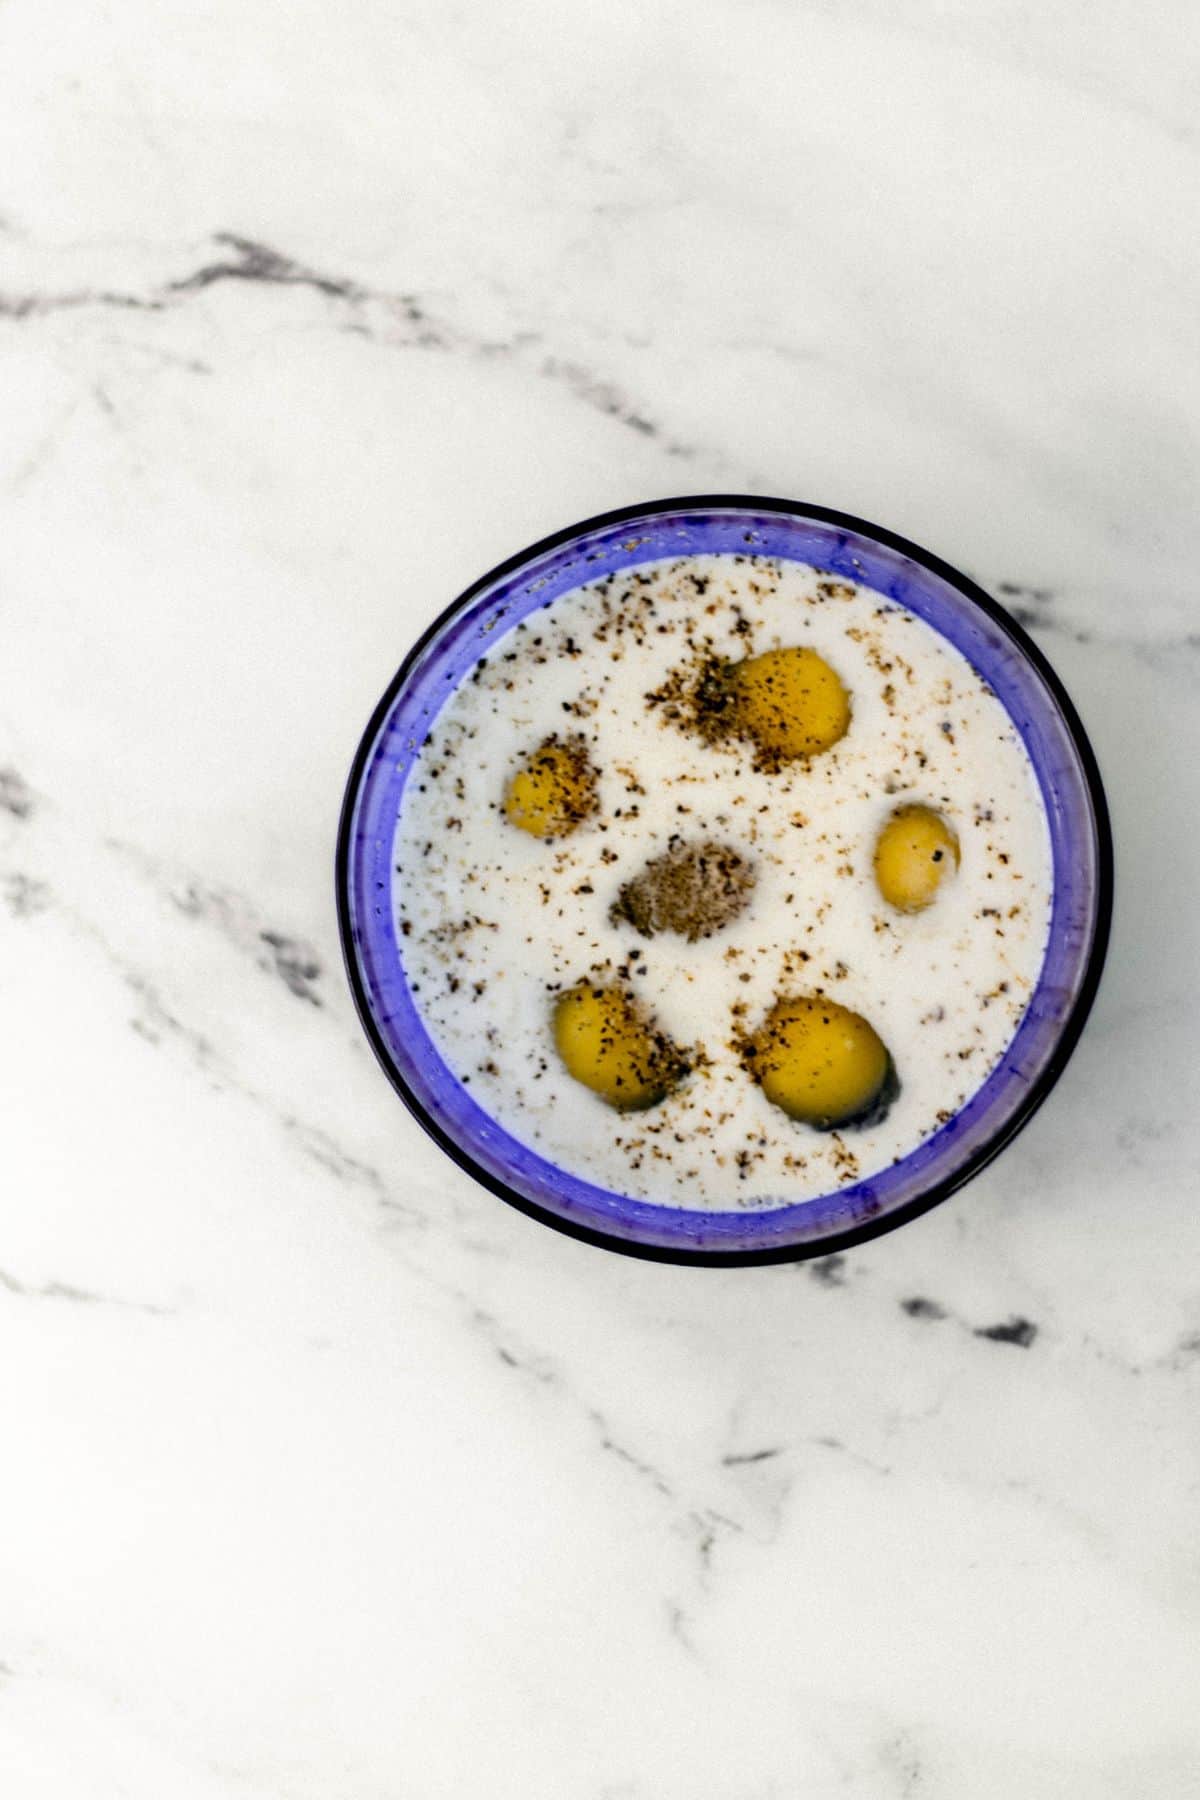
[745,995,892,1129]
[874,804,960,912]
[503,737,598,839]
[500,652,962,1123]
[551,982,687,1112]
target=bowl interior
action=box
[338,499,1109,1262]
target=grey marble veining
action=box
[2,2,1199,1794]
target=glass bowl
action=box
[336,497,1112,1265]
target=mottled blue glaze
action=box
[340,501,1109,1257]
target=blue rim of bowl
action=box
[336,495,1113,1267]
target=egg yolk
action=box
[503,736,598,839]
[744,994,896,1129]
[874,804,960,912]
[552,982,688,1112]
[730,647,850,765]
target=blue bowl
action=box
[337,497,1112,1265]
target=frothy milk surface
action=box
[393,556,1053,1209]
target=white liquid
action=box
[393,556,1053,1208]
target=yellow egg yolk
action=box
[552,982,688,1112]
[503,736,598,839]
[729,646,850,766]
[744,994,895,1129]
[874,804,960,912]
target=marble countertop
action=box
[2,2,1198,1793]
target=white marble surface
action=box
[2,2,1199,1793]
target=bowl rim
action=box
[335,494,1113,1268]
